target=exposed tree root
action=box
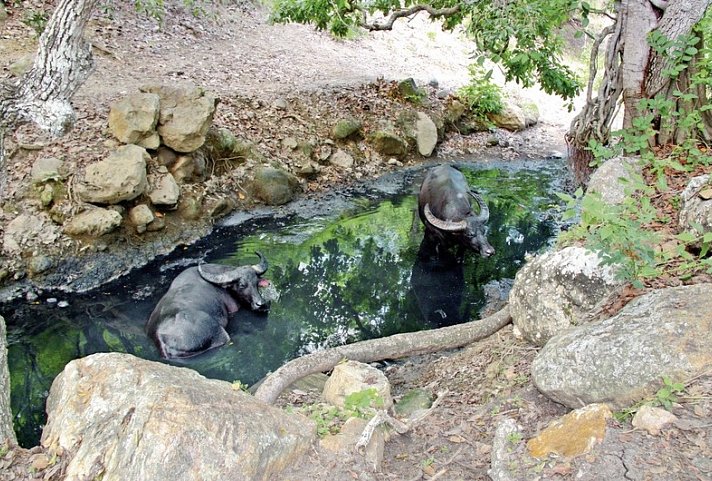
[253,306,512,404]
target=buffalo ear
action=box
[423,203,467,232]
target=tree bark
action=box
[0,0,98,136]
[620,0,658,129]
[254,306,512,404]
[566,0,712,185]
[645,0,712,98]
[0,315,17,447]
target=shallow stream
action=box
[2,160,569,447]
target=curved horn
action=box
[197,261,239,285]
[469,191,490,222]
[423,203,467,232]
[251,251,268,275]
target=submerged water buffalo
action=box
[410,240,466,328]
[418,164,495,258]
[146,252,271,359]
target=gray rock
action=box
[76,145,149,204]
[397,78,423,100]
[488,418,525,481]
[42,353,315,481]
[587,156,642,205]
[2,213,61,256]
[509,246,622,346]
[108,93,161,149]
[322,360,393,410]
[393,388,433,419]
[679,174,712,240]
[251,165,300,206]
[521,102,540,127]
[156,146,178,167]
[488,101,526,131]
[329,149,354,169]
[331,118,362,140]
[148,172,180,206]
[63,208,123,237]
[370,131,408,158]
[28,255,53,276]
[128,204,155,234]
[532,283,712,409]
[142,84,219,153]
[415,112,437,157]
[31,157,65,184]
[320,417,384,472]
[273,98,288,110]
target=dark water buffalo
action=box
[146,252,271,359]
[418,164,495,258]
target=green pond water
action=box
[1,161,568,447]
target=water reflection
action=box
[1,161,566,447]
[410,240,466,327]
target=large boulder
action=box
[322,360,393,410]
[415,112,438,157]
[147,172,180,206]
[250,165,301,206]
[532,284,712,409]
[63,207,123,237]
[586,156,642,205]
[488,102,526,131]
[142,84,219,153]
[509,246,622,346]
[369,130,408,158]
[2,213,61,255]
[679,174,712,240]
[108,92,161,149]
[76,145,149,204]
[41,353,315,481]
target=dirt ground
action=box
[2,1,712,480]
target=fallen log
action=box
[254,305,512,404]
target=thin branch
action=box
[360,4,461,31]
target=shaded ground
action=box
[2,2,711,481]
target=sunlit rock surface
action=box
[76,144,149,204]
[509,246,622,346]
[42,353,315,481]
[527,403,611,459]
[532,284,712,409]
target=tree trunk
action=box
[566,0,712,185]
[0,0,98,136]
[254,306,512,404]
[0,315,17,447]
[620,0,658,130]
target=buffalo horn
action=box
[197,261,238,285]
[469,191,490,222]
[423,203,467,232]
[197,252,268,284]
[251,251,268,275]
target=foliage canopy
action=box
[270,0,584,102]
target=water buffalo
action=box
[418,164,495,258]
[146,252,271,359]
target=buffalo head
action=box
[197,252,271,312]
[418,164,495,258]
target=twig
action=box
[355,390,450,453]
